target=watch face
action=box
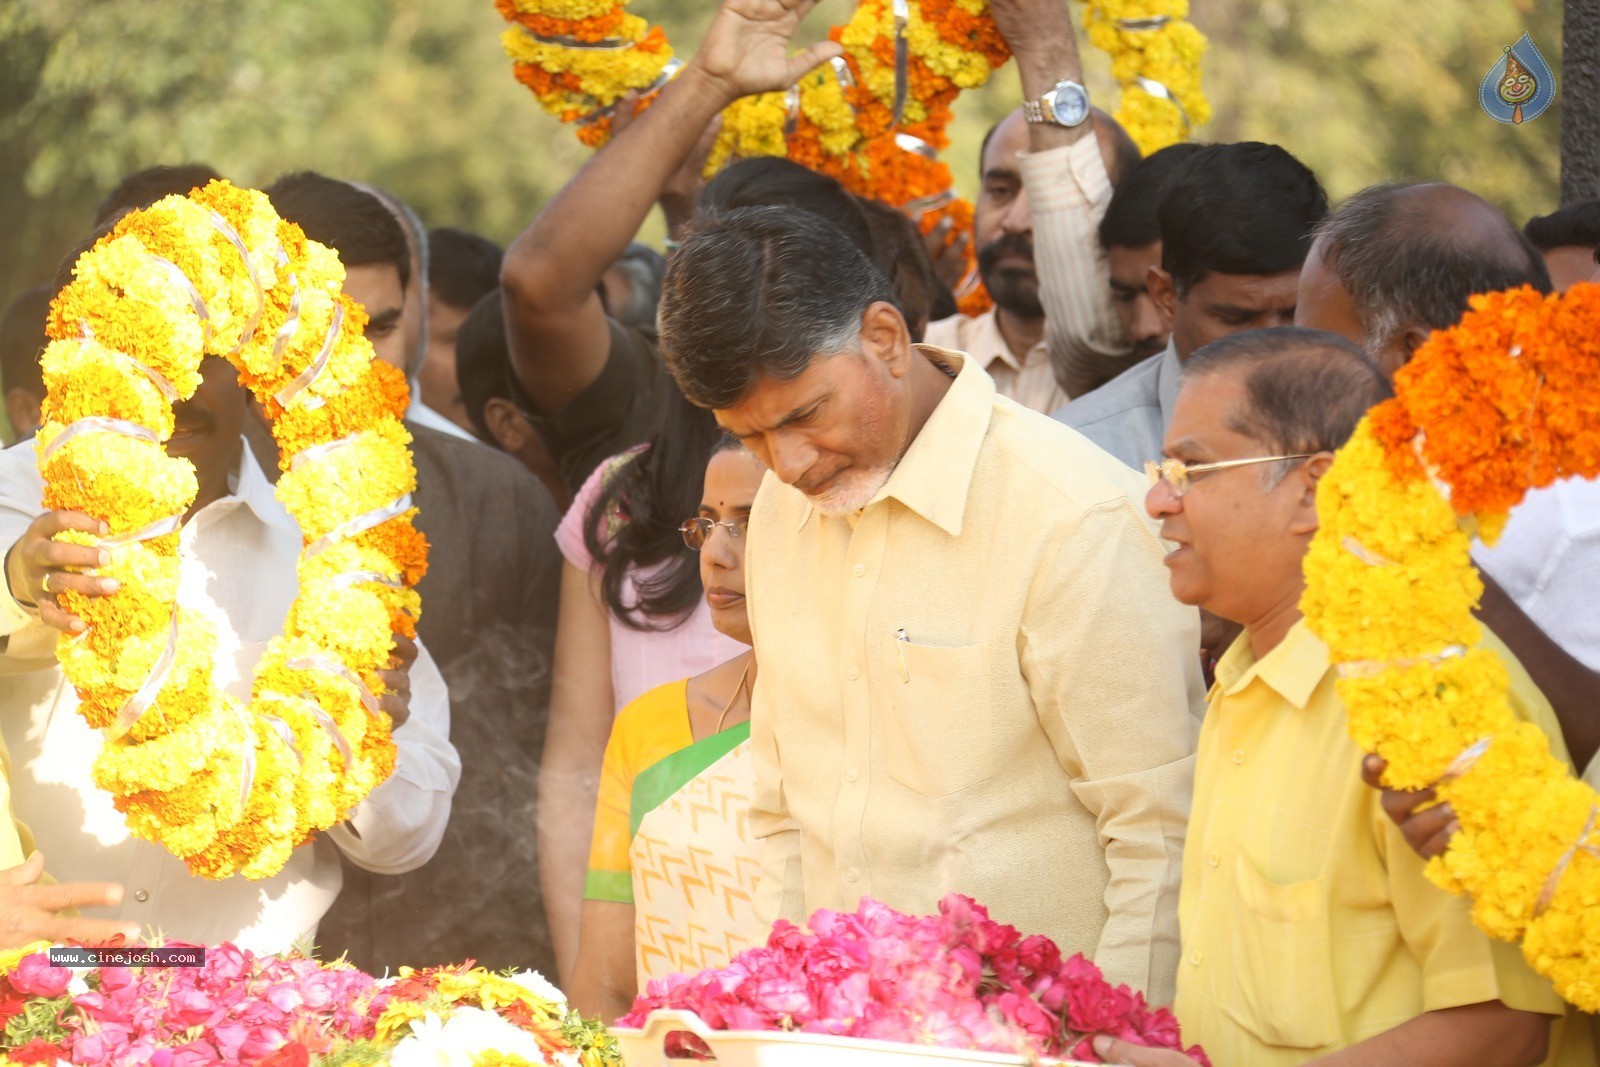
[1051,85,1090,127]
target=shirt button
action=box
[852,563,865,578]
[1189,950,1203,967]
[845,665,860,681]
[845,869,860,883]
[134,890,149,902]
[1206,852,1219,868]
[846,768,860,782]
[1232,750,1245,766]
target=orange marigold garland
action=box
[494,0,1009,311]
[1302,283,1600,1009]
[39,180,426,880]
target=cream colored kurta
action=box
[745,347,1204,1008]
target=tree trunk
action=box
[1562,0,1600,204]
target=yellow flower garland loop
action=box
[1302,283,1600,1010]
[39,181,427,881]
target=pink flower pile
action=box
[1,943,383,1066]
[621,894,1209,1066]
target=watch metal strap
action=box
[1022,99,1049,124]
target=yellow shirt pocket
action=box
[1224,851,1342,1052]
[882,638,992,798]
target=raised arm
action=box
[500,0,843,416]
[989,0,1131,400]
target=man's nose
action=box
[1001,187,1032,235]
[1133,296,1166,341]
[769,437,813,486]
[1145,477,1181,520]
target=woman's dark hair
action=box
[583,383,724,630]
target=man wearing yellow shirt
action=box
[1097,326,1587,1067]
[656,188,1204,1007]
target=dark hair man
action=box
[1523,200,1600,291]
[1296,181,1600,862]
[923,98,1138,415]
[1107,328,1576,1067]
[659,201,1203,1007]
[455,289,569,510]
[421,227,504,434]
[1058,142,1329,471]
[267,172,564,978]
[1091,143,1205,375]
[92,163,223,228]
[1,287,50,442]
[855,196,941,342]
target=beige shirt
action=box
[745,347,1205,1007]
[923,309,1067,416]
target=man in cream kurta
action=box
[742,346,1203,1006]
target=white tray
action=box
[614,1009,1096,1067]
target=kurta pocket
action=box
[882,637,992,798]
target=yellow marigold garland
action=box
[1302,283,1600,1010]
[1081,0,1210,154]
[39,180,427,881]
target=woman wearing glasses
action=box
[568,436,768,1023]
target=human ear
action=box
[1287,453,1335,536]
[1396,326,1432,369]
[860,301,913,376]
[1147,267,1178,332]
[483,397,525,452]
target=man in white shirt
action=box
[921,0,1138,417]
[0,352,460,953]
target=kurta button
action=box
[1232,750,1245,765]
[1189,951,1202,966]
[845,869,860,883]
[845,665,860,681]
[846,768,859,782]
[852,563,865,578]
[1206,852,1219,868]
[134,890,149,902]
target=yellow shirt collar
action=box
[1213,617,1331,711]
[797,345,993,536]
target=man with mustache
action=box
[922,0,1138,416]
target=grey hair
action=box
[1182,326,1393,487]
[1314,182,1551,358]
[658,206,895,410]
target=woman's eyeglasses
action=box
[679,517,747,550]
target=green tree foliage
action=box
[0,0,1568,441]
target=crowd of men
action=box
[1,0,1598,1062]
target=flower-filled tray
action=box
[616,1009,1097,1067]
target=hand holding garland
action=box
[3,510,116,635]
[987,0,1091,151]
[502,0,840,420]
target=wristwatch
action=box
[1022,80,1091,128]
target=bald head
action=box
[1297,181,1551,376]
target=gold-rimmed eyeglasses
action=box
[679,517,747,550]
[1145,454,1314,497]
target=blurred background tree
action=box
[0,0,1565,441]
